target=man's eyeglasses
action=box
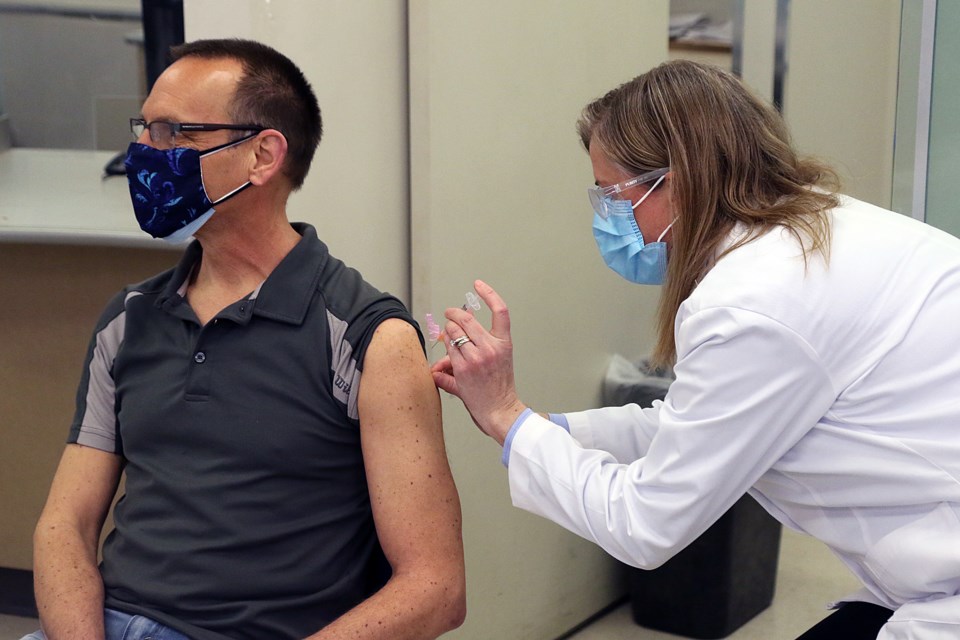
[130,118,264,147]
[588,167,670,219]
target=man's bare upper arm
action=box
[38,444,123,546]
[357,318,463,577]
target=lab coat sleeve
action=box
[564,402,662,462]
[506,307,836,569]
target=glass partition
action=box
[924,0,960,237]
[0,1,144,151]
[890,0,928,219]
[891,0,960,237]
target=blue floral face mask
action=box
[591,174,672,285]
[124,134,256,243]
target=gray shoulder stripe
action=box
[327,310,361,421]
[79,308,127,453]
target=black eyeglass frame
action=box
[129,118,265,143]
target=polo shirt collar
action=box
[158,223,328,326]
[251,222,326,325]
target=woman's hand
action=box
[430,280,528,445]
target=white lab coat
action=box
[507,196,960,638]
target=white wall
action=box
[184,1,410,301]
[409,2,668,637]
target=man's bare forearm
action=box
[305,569,466,640]
[33,520,106,640]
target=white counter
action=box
[0,148,177,248]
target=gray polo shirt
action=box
[68,223,421,640]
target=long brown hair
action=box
[577,60,839,368]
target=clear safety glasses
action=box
[588,167,670,219]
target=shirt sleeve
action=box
[506,307,835,569]
[332,296,422,424]
[67,290,128,455]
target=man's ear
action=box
[248,129,288,187]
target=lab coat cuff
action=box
[562,410,598,449]
[501,408,535,467]
[507,413,568,468]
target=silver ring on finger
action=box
[451,336,472,348]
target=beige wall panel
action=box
[0,245,180,569]
[741,0,777,102]
[410,2,668,637]
[785,0,901,207]
[184,0,410,302]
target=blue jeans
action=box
[21,608,192,640]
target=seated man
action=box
[27,39,465,640]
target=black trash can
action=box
[629,495,782,639]
[603,355,782,638]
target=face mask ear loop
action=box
[656,220,675,243]
[210,180,253,205]
[630,173,667,211]
[198,133,258,204]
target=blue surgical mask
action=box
[592,174,672,285]
[124,135,255,243]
